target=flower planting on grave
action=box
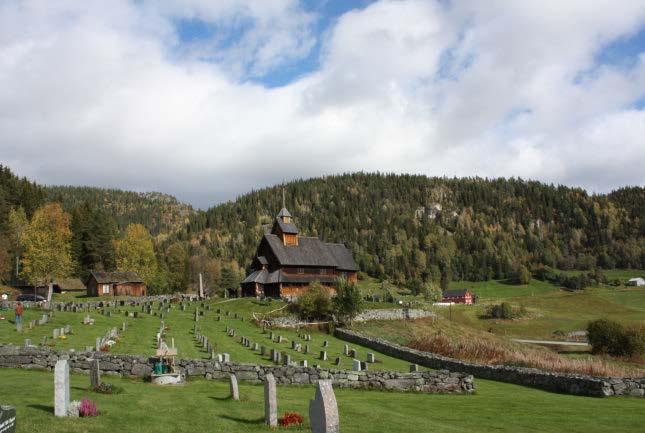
[92,382,124,395]
[79,398,99,417]
[278,412,303,427]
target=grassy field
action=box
[3,368,644,433]
[0,298,416,372]
[356,269,645,341]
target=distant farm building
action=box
[442,289,474,304]
[86,271,147,297]
[10,278,85,297]
[241,207,357,299]
[627,277,645,287]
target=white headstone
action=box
[54,360,70,417]
[309,380,339,433]
[264,374,277,426]
[229,374,239,401]
[352,359,362,371]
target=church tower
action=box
[271,189,298,245]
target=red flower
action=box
[279,412,303,427]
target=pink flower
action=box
[79,398,99,417]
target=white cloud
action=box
[0,0,644,208]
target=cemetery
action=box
[0,297,643,432]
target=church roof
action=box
[88,271,144,284]
[241,269,338,285]
[277,207,292,218]
[273,218,299,234]
[261,234,357,271]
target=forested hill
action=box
[186,173,645,285]
[46,186,194,236]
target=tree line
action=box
[1,166,643,294]
[183,173,644,290]
[0,165,243,294]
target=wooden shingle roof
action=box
[88,271,144,284]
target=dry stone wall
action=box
[334,329,645,397]
[268,309,435,328]
[0,345,473,394]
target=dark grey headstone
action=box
[0,405,16,433]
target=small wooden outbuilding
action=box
[86,271,147,297]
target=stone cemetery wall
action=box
[0,345,473,394]
[5,293,199,310]
[353,308,436,322]
[334,329,645,397]
[268,308,436,328]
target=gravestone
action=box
[90,359,101,389]
[53,329,60,339]
[409,364,419,373]
[260,346,267,356]
[349,349,357,358]
[301,360,308,367]
[361,361,368,371]
[229,374,240,401]
[264,374,277,427]
[323,340,329,347]
[352,359,362,371]
[54,360,70,417]
[320,351,327,361]
[222,353,230,363]
[309,380,339,433]
[367,353,375,363]
[0,405,16,433]
[334,357,341,366]
[95,337,101,351]
[283,354,291,366]
[343,345,349,356]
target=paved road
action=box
[512,338,589,347]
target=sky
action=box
[1,0,645,209]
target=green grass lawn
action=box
[0,298,416,372]
[3,368,643,433]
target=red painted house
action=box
[441,289,474,304]
[85,271,147,297]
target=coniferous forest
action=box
[1,165,643,294]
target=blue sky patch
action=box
[172,0,377,87]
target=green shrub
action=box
[288,282,332,321]
[587,319,645,357]
[333,277,363,324]
[624,325,645,357]
[485,302,516,319]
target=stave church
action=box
[240,207,357,299]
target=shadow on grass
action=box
[220,415,264,425]
[27,404,53,414]
[209,395,233,401]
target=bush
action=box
[515,265,531,285]
[333,277,363,324]
[288,282,332,321]
[485,302,516,319]
[587,319,645,357]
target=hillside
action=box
[46,185,194,236]
[185,173,645,286]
